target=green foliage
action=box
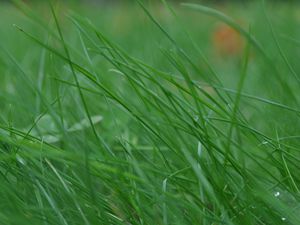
[0,1,300,224]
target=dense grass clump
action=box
[0,1,300,224]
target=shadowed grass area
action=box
[0,1,300,224]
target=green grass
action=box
[1,0,300,224]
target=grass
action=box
[0,0,300,224]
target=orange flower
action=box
[212,23,244,57]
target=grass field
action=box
[1,1,300,224]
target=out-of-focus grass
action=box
[0,1,300,224]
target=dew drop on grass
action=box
[274,192,280,197]
[282,217,286,221]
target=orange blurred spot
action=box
[212,24,244,57]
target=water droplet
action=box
[274,192,280,197]
[281,217,286,221]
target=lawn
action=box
[0,1,300,224]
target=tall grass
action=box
[0,0,300,224]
